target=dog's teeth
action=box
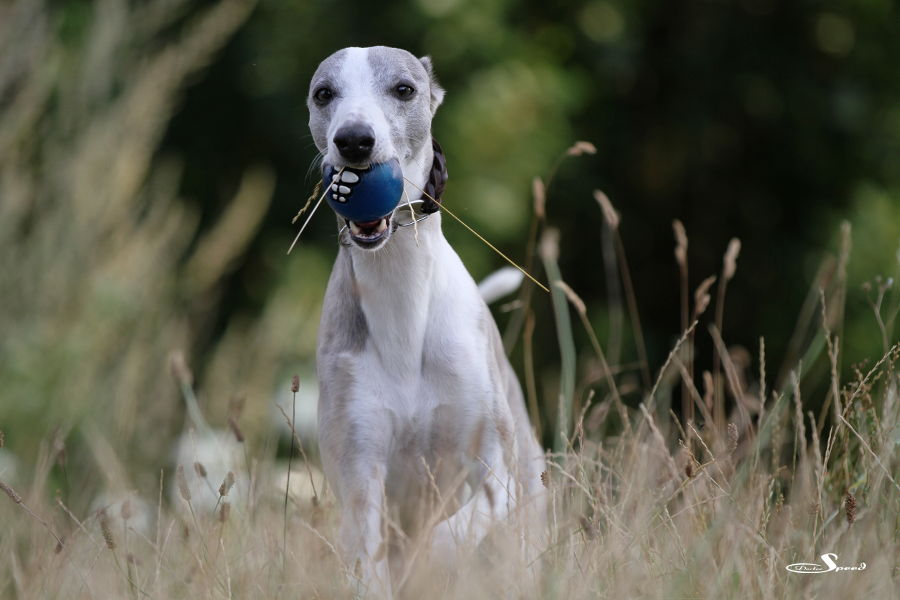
[331,174,340,183]
[338,196,347,202]
[331,184,338,192]
[338,185,351,194]
[340,172,359,183]
[347,218,389,239]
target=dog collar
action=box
[392,139,447,228]
[421,137,448,213]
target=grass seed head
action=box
[176,465,191,502]
[694,275,717,318]
[532,177,546,219]
[673,220,688,267]
[723,238,741,280]
[228,416,245,443]
[291,374,300,393]
[52,430,66,466]
[727,422,739,452]
[120,498,132,521]
[579,515,598,540]
[169,351,194,386]
[566,140,597,156]
[845,492,857,525]
[0,479,23,504]
[555,280,587,316]
[539,228,560,262]
[594,190,619,230]
[219,471,235,497]
[98,508,116,550]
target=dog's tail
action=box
[478,266,524,304]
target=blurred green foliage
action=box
[1,0,898,498]
[168,0,899,402]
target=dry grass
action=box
[1,2,898,599]
[0,339,896,598]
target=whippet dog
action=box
[309,46,546,596]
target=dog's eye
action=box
[394,84,415,100]
[313,87,334,106]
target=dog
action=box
[309,46,546,596]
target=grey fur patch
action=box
[366,46,435,157]
[306,49,347,151]
[418,55,446,114]
[367,46,428,85]
[318,250,368,355]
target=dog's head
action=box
[308,46,445,251]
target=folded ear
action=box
[419,56,445,115]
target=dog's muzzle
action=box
[322,140,447,248]
[324,158,405,247]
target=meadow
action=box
[1,260,897,598]
[1,1,898,598]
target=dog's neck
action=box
[345,144,446,374]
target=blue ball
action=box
[323,159,404,223]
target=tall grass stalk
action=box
[673,220,691,423]
[712,238,741,432]
[540,229,577,453]
[594,191,652,389]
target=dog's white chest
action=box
[344,307,497,517]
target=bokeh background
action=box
[1,0,898,505]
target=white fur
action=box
[309,47,546,597]
[478,266,525,304]
[325,48,397,166]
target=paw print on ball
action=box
[329,170,360,203]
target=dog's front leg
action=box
[339,468,392,598]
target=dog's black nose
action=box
[333,123,375,162]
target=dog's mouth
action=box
[346,215,392,248]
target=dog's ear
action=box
[419,56,445,115]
